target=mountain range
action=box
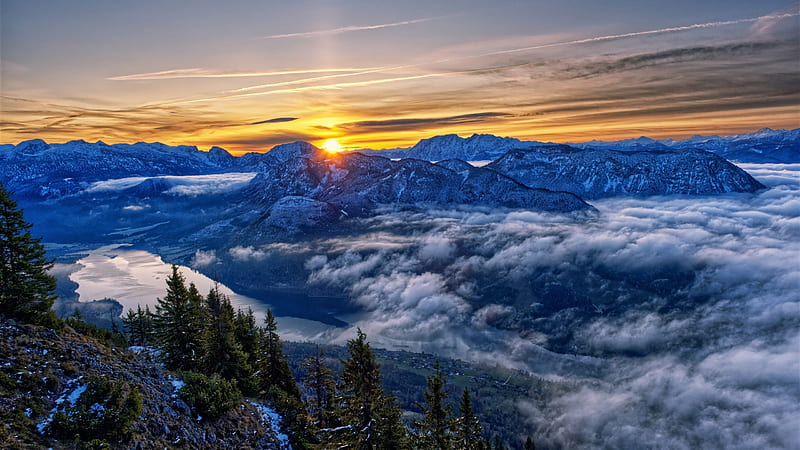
[358,128,799,163]
[2,128,782,208]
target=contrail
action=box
[108,67,375,81]
[262,17,434,39]
[157,73,452,106]
[476,12,800,58]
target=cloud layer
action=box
[283,165,799,447]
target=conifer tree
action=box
[492,435,506,450]
[524,435,536,450]
[203,286,251,384]
[258,309,311,447]
[121,304,154,346]
[455,388,483,450]
[234,308,261,366]
[152,266,206,371]
[416,361,453,449]
[259,309,301,399]
[0,182,57,326]
[301,347,339,429]
[339,328,407,449]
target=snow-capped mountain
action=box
[361,128,799,163]
[486,145,766,199]
[244,152,593,225]
[571,128,800,163]
[0,139,321,199]
[0,139,237,199]
[358,133,539,161]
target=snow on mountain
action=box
[573,128,800,163]
[236,141,322,172]
[573,136,672,151]
[244,152,593,220]
[0,140,238,199]
[487,145,766,199]
[358,133,541,161]
[0,139,323,199]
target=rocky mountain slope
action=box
[0,139,313,200]
[244,151,593,226]
[357,128,799,163]
[572,128,800,163]
[486,145,766,199]
[0,319,285,449]
[360,133,532,161]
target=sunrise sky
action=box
[2,0,798,154]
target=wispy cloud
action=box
[108,67,374,81]
[160,72,454,106]
[472,12,800,58]
[262,17,435,39]
[337,112,513,133]
[251,117,298,125]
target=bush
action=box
[47,376,142,442]
[176,371,241,420]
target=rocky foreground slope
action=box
[0,319,284,449]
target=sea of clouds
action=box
[244,163,798,448]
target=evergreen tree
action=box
[0,182,57,326]
[339,328,407,449]
[152,266,206,371]
[234,307,261,367]
[415,361,453,449]
[258,309,311,447]
[455,389,483,450]
[203,286,251,384]
[121,304,154,346]
[301,347,339,429]
[492,435,506,450]
[259,309,301,399]
[524,435,536,450]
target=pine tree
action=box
[524,435,536,450]
[0,182,57,326]
[234,307,261,367]
[455,389,483,450]
[122,304,154,346]
[415,361,453,449]
[301,347,339,429]
[339,328,407,449]
[492,435,506,450]
[152,266,206,371]
[259,309,301,399]
[258,309,311,448]
[203,286,251,384]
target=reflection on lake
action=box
[69,244,336,339]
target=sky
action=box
[1,0,798,154]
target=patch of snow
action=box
[468,160,493,167]
[249,401,292,449]
[171,378,185,398]
[57,383,86,406]
[89,403,105,414]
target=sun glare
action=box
[321,138,344,154]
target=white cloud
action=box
[295,164,799,448]
[229,245,268,262]
[191,249,217,267]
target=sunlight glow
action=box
[321,138,344,154]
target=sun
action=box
[320,138,344,154]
